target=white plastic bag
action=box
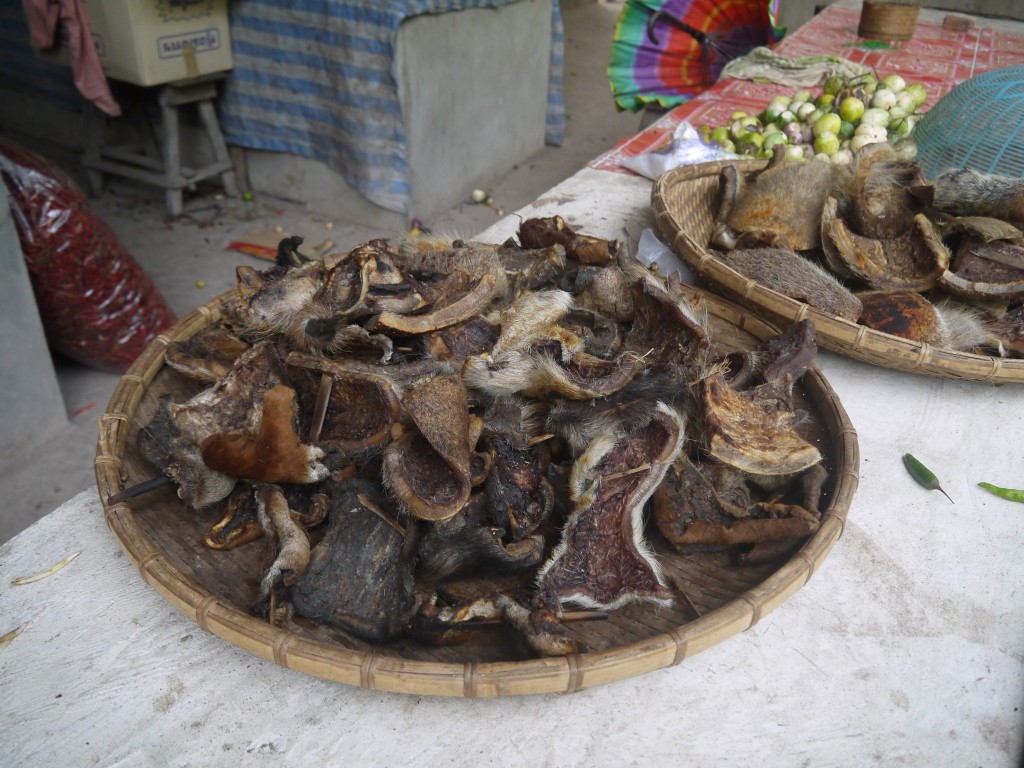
[621,122,737,180]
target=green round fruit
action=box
[838,120,855,140]
[736,132,765,153]
[905,82,928,108]
[763,132,788,151]
[815,93,836,110]
[786,145,806,161]
[882,74,906,93]
[838,96,865,123]
[813,131,840,156]
[813,112,842,138]
[710,125,730,144]
[823,76,845,95]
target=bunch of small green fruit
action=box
[705,72,929,164]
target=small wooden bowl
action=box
[95,283,858,697]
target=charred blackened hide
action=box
[289,479,416,642]
[415,494,546,581]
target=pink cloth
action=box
[22,0,121,117]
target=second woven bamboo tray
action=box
[652,159,1024,383]
[95,282,858,697]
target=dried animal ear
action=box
[491,289,575,358]
[495,243,567,292]
[465,346,645,401]
[235,265,265,299]
[700,372,821,475]
[286,353,402,452]
[938,217,1024,301]
[537,402,686,612]
[423,315,501,364]
[367,272,501,336]
[163,325,251,383]
[383,373,473,521]
[821,196,950,291]
[621,263,710,370]
[574,264,635,323]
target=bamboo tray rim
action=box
[94,283,859,697]
[651,159,1024,384]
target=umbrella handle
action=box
[645,11,729,60]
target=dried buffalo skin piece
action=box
[416,494,545,580]
[285,353,402,452]
[163,325,250,383]
[720,247,862,322]
[289,479,417,642]
[653,454,821,554]
[537,402,685,612]
[855,291,995,351]
[714,152,846,252]
[383,373,473,521]
[171,341,289,448]
[138,394,236,509]
[701,372,820,476]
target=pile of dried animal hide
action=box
[137,221,829,657]
[712,141,1024,356]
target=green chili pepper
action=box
[902,453,953,503]
[977,482,1024,503]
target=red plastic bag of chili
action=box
[0,140,175,373]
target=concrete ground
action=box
[0,0,644,543]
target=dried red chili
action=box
[0,140,175,372]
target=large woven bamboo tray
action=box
[652,159,1024,384]
[94,283,858,697]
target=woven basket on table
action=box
[652,159,1024,384]
[95,283,858,697]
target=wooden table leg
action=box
[159,92,184,218]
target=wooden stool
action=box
[83,73,238,217]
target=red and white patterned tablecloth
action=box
[590,4,1024,173]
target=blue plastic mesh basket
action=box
[913,64,1024,179]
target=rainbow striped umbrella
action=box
[609,0,784,112]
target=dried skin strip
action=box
[537,402,686,612]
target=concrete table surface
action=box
[2,167,1023,767]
